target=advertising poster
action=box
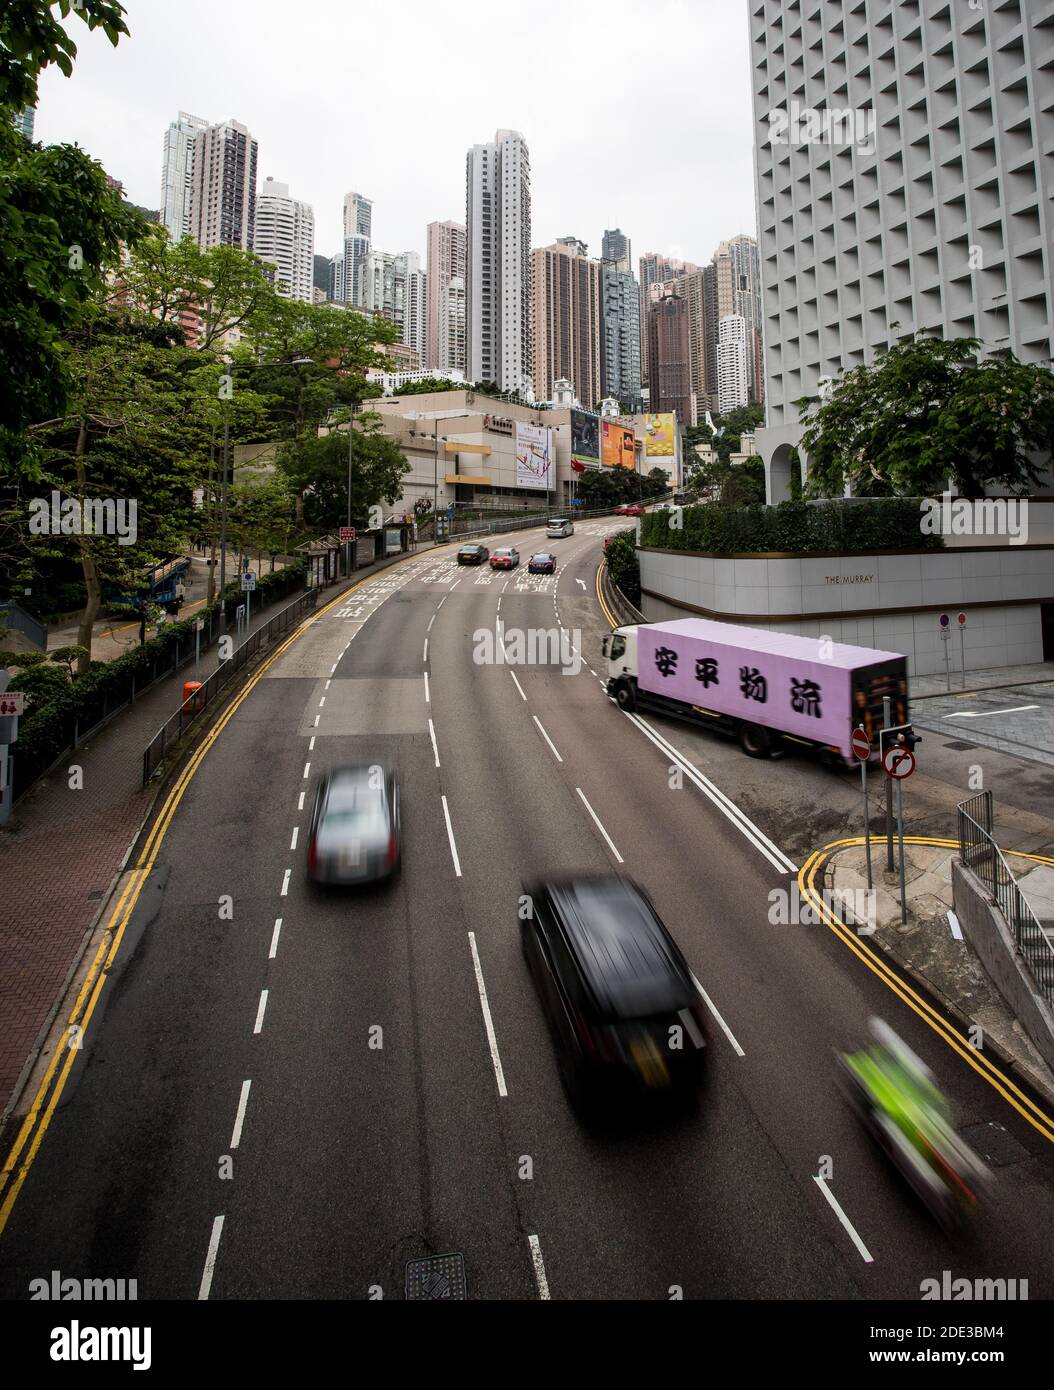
[644,413,675,458]
[570,409,600,467]
[601,420,636,470]
[515,421,552,490]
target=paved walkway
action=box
[0,549,423,1122]
[913,660,1054,699]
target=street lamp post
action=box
[219,393,230,631]
[433,428,439,545]
[346,405,354,577]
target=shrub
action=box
[605,531,640,607]
[639,497,943,555]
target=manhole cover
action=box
[943,740,978,752]
[405,1252,467,1300]
[959,1121,1031,1167]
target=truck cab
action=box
[601,625,639,707]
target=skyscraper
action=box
[602,228,632,273]
[12,107,35,141]
[717,315,749,413]
[328,253,344,304]
[396,251,428,363]
[160,111,208,241]
[714,235,762,403]
[439,275,466,375]
[531,237,601,409]
[466,128,532,393]
[646,294,691,425]
[638,251,699,387]
[750,3,1054,497]
[342,192,372,306]
[252,177,315,303]
[601,255,642,412]
[188,119,258,251]
[426,220,466,370]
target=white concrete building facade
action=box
[466,128,532,394]
[252,177,315,303]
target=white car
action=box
[546,518,574,538]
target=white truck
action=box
[602,617,909,764]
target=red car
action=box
[614,503,644,517]
[489,546,519,570]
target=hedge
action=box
[12,560,307,795]
[639,498,945,556]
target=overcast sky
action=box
[36,0,757,271]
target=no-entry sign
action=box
[883,745,915,780]
[851,728,871,761]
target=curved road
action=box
[2,522,1054,1301]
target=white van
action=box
[546,517,574,538]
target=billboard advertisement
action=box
[515,421,552,491]
[601,420,636,470]
[643,413,675,458]
[570,409,599,468]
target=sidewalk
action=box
[826,803,1054,1104]
[912,660,1054,699]
[0,546,423,1124]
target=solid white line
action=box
[449,578,462,591]
[423,638,429,663]
[690,971,744,1056]
[427,613,436,631]
[626,713,797,875]
[313,714,320,727]
[324,679,331,690]
[253,990,268,1035]
[509,671,527,702]
[297,791,305,811]
[290,826,299,850]
[424,671,431,704]
[308,736,315,751]
[528,1234,551,1299]
[813,1176,873,1263]
[330,664,337,674]
[303,762,310,779]
[576,787,624,863]
[468,931,507,1097]
[428,717,440,767]
[441,795,462,876]
[319,696,326,706]
[269,917,283,959]
[230,1080,251,1149]
[437,596,447,610]
[533,715,563,763]
[945,705,1039,719]
[198,1215,225,1301]
[280,869,291,896]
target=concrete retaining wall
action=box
[952,860,1054,1074]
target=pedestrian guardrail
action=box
[142,588,318,786]
[957,790,1054,1006]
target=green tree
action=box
[798,337,1054,498]
[604,530,640,607]
[388,376,466,397]
[713,403,764,464]
[276,413,408,531]
[225,476,298,561]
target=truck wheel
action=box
[614,680,637,712]
[738,722,772,758]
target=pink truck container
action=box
[611,618,909,765]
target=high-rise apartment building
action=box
[341,191,372,306]
[396,251,428,363]
[714,235,762,404]
[532,237,601,409]
[750,1,1054,498]
[602,228,632,273]
[646,294,691,425]
[188,119,258,251]
[638,251,699,386]
[466,128,532,393]
[252,177,315,303]
[717,314,749,412]
[601,258,642,412]
[439,275,466,374]
[426,220,467,370]
[362,249,397,321]
[328,253,344,304]
[161,111,208,241]
[12,107,36,141]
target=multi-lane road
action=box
[2,521,1054,1301]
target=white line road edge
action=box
[428,717,441,768]
[509,671,527,702]
[441,794,462,877]
[269,918,283,959]
[253,990,268,1035]
[689,971,744,1057]
[528,1233,551,1299]
[230,1080,251,1149]
[624,712,797,875]
[575,787,624,864]
[533,715,563,762]
[198,1215,225,1301]
[468,931,508,1098]
[813,1175,873,1263]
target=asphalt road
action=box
[2,523,1054,1301]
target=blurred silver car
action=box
[307,765,401,885]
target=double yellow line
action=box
[0,558,424,1237]
[798,836,1054,1145]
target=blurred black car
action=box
[520,875,707,1112]
[307,765,401,885]
[457,543,490,565]
[527,552,556,574]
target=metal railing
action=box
[957,790,1054,1006]
[142,588,318,786]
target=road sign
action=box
[240,571,256,591]
[957,611,967,626]
[939,627,950,641]
[851,728,871,761]
[0,692,25,717]
[939,613,949,627]
[883,745,915,779]
[340,526,356,542]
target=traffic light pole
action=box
[883,696,894,871]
